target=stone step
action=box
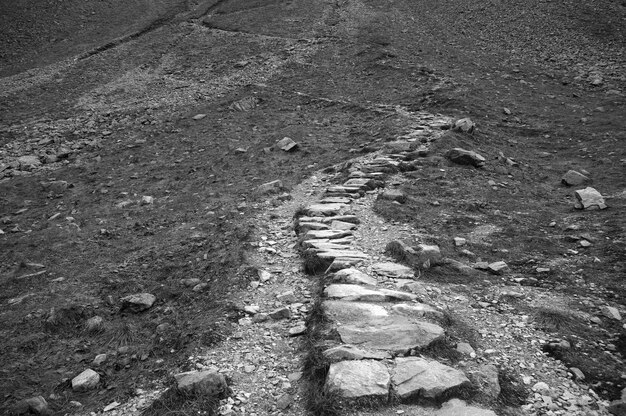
[327,185,362,194]
[392,357,471,400]
[326,360,390,399]
[320,196,353,204]
[329,220,357,231]
[372,262,415,279]
[297,215,360,224]
[305,203,347,216]
[330,268,378,286]
[336,317,444,354]
[324,284,417,302]
[304,229,353,240]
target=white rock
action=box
[72,369,100,392]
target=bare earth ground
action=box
[0,0,625,415]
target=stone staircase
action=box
[293,116,499,415]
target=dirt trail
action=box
[0,0,624,415]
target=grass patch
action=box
[302,250,333,276]
[385,240,409,263]
[141,387,220,416]
[496,368,529,407]
[532,306,578,332]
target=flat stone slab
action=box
[324,284,414,302]
[304,230,353,240]
[327,258,364,271]
[320,197,353,204]
[323,301,389,322]
[316,249,369,260]
[326,360,390,399]
[327,185,362,194]
[392,357,470,399]
[338,317,445,354]
[434,399,497,416]
[392,303,444,320]
[306,203,346,216]
[332,268,378,286]
[297,222,330,233]
[323,344,391,362]
[574,187,607,210]
[330,220,358,230]
[372,262,415,279]
[302,239,353,250]
[343,178,378,190]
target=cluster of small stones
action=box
[294,119,497,414]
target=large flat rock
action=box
[304,229,353,240]
[338,317,444,354]
[323,344,391,362]
[392,357,470,399]
[392,303,443,320]
[326,360,390,399]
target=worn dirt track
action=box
[0,0,625,415]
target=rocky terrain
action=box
[0,0,625,415]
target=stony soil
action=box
[0,0,625,415]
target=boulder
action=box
[326,360,390,398]
[574,187,607,210]
[174,370,227,396]
[72,369,100,392]
[392,357,470,399]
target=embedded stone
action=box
[306,203,347,216]
[338,317,444,354]
[562,170,591,186]
[392,303,443,320]
[323,301,389,322]
[276,137,298,151]
[392,357,470,399]
[323,345,391,362]
[332,268,378,286]
[324,284,388,302]
[435,399,497,416]
[372,262,415,279]
[417,244,443,265]
[452,118,475,133]
[380,189,407,203]
[304,229,353,240]
[601,305,622,321]
[326,360,390,399]
[487,261,508,274]
[257,180,283,194]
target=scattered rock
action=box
[257,180,284,194]
[140,195,154,205]
[93,354,107,366]
[72,369,100,392]
[379,188,407,203]
[446,148,485,167]
[276,137,299,152]
[326,360,390,398]
[487,261,508,274]
[18,155,42,170]
[452,118,476,134]
[24,396,51,415]
[570,367,585,380]
[562,170,591,186]
[276,393,294,410]
[174,370,227,396]
[192,114,207,120]
[454,237,466,246]
[85,315,105,332]
[269,307,291,320]
[120,293,156,312]
[456,342,476,357]
[391,303,444,320]
[532,381,551,395]
[392,357,470,399]
[103,402,120,412]
[574,187,607,210]
[288,325,306,336]
[41,180,69,194]
[601,305,622,321]
[277,290,297,303]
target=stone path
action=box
[293,114,498,414]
